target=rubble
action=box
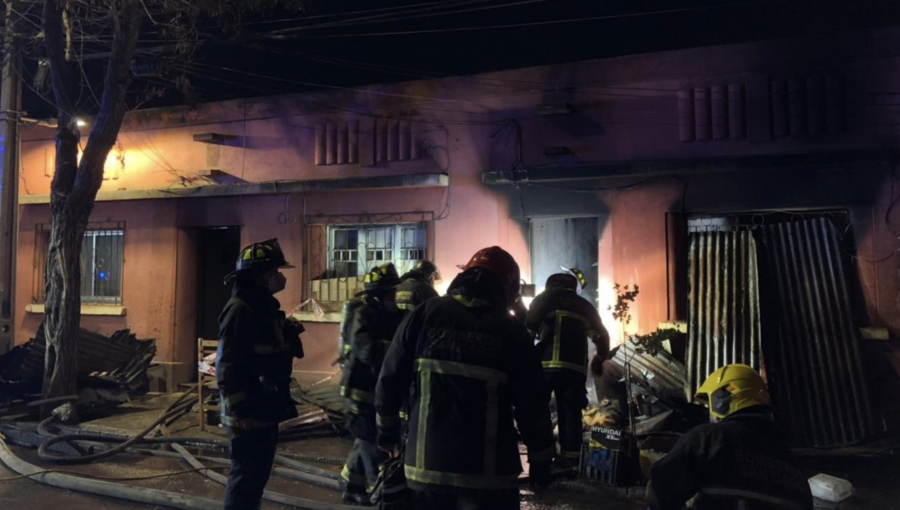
[0,324,156,410]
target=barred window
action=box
[33,222,125,306]
[327,223,426,279]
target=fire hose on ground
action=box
[1,386,559,510]
[0,385,357,510]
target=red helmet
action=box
[464,246,520,300]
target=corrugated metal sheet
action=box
[758,218,876,447]
[0,326,156,396]
[612,340,686,397]
[687,219,877,448]
[686,231,761,397]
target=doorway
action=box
[197,227,241,341]
[529,217,599,305]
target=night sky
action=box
[21,0,900,117]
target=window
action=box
[33,222,125,306]
[327,223,427,278]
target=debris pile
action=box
[0,324,156,409]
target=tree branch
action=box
[72,0,144,206]
[42,0,76,121]
[43,0,80,206]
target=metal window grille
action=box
[33,222,126,306]
[330,228,359,279]
[326,223,426,279]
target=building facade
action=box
[11,27,900,404]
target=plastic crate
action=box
[579,445,621,485]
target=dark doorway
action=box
[197,227,241,341]
[530,217,599,306]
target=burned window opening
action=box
[307,222,428,306]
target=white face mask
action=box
[268,271,287,294]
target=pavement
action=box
[0,393,897,510]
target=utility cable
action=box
[264,0,778,39]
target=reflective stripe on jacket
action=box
[525,287,609,376]
[376,286,556,495]
[395,277,438,313]
[217,284,298,430]
[340,292,404,425]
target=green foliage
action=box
[608,283,640,325]
[608,282,675,357]
[630,328,678,357]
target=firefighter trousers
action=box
[342,437,384,493]
[224,424,279,510]
[545,369,588,461]
[411,489,520,510]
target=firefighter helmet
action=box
[225,238,293,283]
[695,364,770,421]
[555,266,588,293]
[545,273,579,291]
[364,263,401,290]
[411,260,441,284]
[463,246,520,302]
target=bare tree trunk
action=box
[42,209,86,405]
[40,0,144,419]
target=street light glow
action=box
[76,119,87,127]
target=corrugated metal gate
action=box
[758,218,876,447]
[687,217,877,447]
[687,231,761,396]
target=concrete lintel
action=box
[26,304,126,316]
[19,173,449,205]
[482,149,891,185]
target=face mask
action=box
[268,271,287,294]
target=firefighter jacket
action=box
[338,292,366,363]
[395,274,439,314]
[648,407,813,510]
[375,270,556,495]
[526,286,609,377]
[340,290,404,439]
[217,282,301,430]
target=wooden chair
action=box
[197,337,219,432]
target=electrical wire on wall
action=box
[427,136,453,222]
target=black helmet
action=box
[224,238,294,283]
[412,260,441,283]
[364,263,401,290]
[546,273,579,291]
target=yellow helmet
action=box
[363,263,400,290]
[695,364,770,420]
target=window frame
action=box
[33,222,126,306]
[326,223,427,279]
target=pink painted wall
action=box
[15,27,900,383]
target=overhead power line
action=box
[263,0,779,39]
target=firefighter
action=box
[525,269,610,467]
[217,238,304,510]
[337,264,405,366]
[341,263,404,505]
[647,364,813,510]
[376,246,556,510]
[395,260,440,314]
